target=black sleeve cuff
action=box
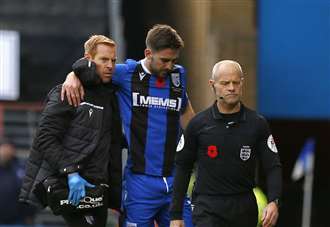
[271,198,281,208]
[266,166,282,203]
[58,164,83,175]
[170,211,183,220]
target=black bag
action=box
[38,176,108,215]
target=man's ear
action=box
[84,53,92,60]
[208,79,215,92]
[144,48,152,59]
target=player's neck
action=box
[142,58,165,78]
[217,101,241,114]
[142,58,152,74]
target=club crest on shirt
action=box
[240,145,251,161]
[267,135,278,153]
[171,73,180,87]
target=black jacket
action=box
[19,84,123,210]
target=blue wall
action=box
[258,0,330,119]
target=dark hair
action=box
[146,24,184,52]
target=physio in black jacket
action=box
[19,35,122,227]
[170,60,282,227]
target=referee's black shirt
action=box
[170,102,282,220]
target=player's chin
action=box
[101,76,112,83]
[160,70,170,76]
[226,99,240,105]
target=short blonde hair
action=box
[84,35,116,57]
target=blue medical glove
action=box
[67,172,95,206]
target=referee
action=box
[170,60,282,227]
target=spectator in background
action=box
[0,138,36,224]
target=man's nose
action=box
[165,62,173,70]
[107,61,114,69]
[228,82,235,90]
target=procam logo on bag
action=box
[60,196,104,209]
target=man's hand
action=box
[180,100,195,130]
[67,172,95,206]
[262,201,279,227]
[61,72,84,107]
[170,220,184,227]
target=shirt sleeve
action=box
[180,67,188,114]
[170,118,199,220]
[72,58,101,86]
[111,64,127,86]
[257,116,282,202]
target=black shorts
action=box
[192,191,258,227]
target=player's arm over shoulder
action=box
[112,59,138,85]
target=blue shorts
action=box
[123,168,193,227]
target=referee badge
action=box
[240,145,251,161]
[171,73,181,87]
[176,134,185,152]
[267,135,278,153]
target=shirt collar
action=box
[211,101,247,122]
[140,58,152,74]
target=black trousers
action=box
[192,192,258,227]
[62,205,108,227]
